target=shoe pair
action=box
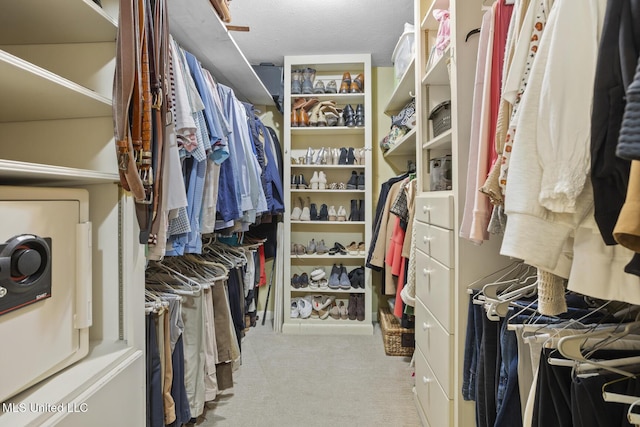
[291,273,309,289]
[339,72,364,94]
[332,206,347,221]
[345,242,365,256]
[342,104,365,128]
[348,267,365,289]
[348,199,365,222]
[328,264,351,290]
[291,297,313,318]
[291,174,309,189]
[346,171,365,190]
[313,80,337,94]
[291,197,312,221]
[291,243,306,255]
[328,242,347,255]
[291,68,316,95]
[309,171,327,189]
[329,301,349,320]
[348,293,365,321]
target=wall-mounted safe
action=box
[0,186,92,403]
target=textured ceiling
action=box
[227,0,414,67]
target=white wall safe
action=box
[0,186,92,403]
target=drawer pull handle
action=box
[422,268,428,276]
[422,322,431,330]
[422,205,431,214]
[422,376,431,384]
[423,236,431,244]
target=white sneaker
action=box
[312,295,335,311]
[309,280,319,290]
[298,297,313,319]
[318,171,327,190]
[310,267,326,281]
[310,171,320,190]
[291,206,302,220]
[290,298,300,318]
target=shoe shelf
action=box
[291,288,366,294]
[290,127,365,136]
[284,54,373,335]
[290,189,366,193]
[290,93,365,105]
[384,58,416,115]
[423,128,452,150]
[291,164,366,169]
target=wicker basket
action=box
[428,100,452,137]
[379,307,415,357]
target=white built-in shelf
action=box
[168,0,275,106]
[383,128,417,157]
[0,0,117,44]
[0,160,119,185]
[422,47,451,86]
[290,254,366,259]
[384,58,416,115]
[0,51,112,122]
[421,0,450,31]
[423,128,452,150]
[290,288,366,294]
[291,221,365,225]
[291,189,366,193]
[290,93,365,105]
[291,164,366,169]
[291,127,365,135]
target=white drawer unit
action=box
[415,193,454,229]
[416,250,454,333]
[414,299,453,398]
[415,346,453,427]
[415,221,431,255]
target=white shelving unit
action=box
[283,54,374,335]
[412,0,511,426]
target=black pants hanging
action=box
[146,314,164,427]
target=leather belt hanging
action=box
[114,0,170,243]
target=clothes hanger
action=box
[147,262,203,295]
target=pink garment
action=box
[386,215,406,277]
[488,0,514,169]
[460,10,493,244]
[394,258,407,318]
[433,9,451,57]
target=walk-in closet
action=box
[2,0,640,426]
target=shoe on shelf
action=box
[313,80,325,94]
[309,279,319,290]
[305,147,315,165]
[312,295,335,311]
[355,104,365,127]
[291,69,303,94]
[291,243,306,256]
[310,267,325,281]
[299,273,309,288]
[290,198,302,220]
[298,174,309,189]
[316,239,329,254]
[302,68,316,95]
[347,147,356,165]
[290,298,300,318]
[346,171,358,190]
[326,80,338,94]
[291,274,301,289]
[328,264,341,289]
[339,265,351,290]
[351,73,364,93]
[314,147,327,165]
[356,293,365,321]
[338,301,348,319]
[357,172,365,190]
[348,199,358,221]
[328,206,338,221]
[346,242,359,255]
[318,278,329,290]
[339,72,352,94]
[354,148,366,165]
[317,110,327,127]
[330,148,341,165]
[300,197,311,221]
[325,111,340,127]
[329,303,340,320]
[343,105,355,128]
[329,242,347,256]
[291,174,299,189]
[358,199,365,222]
[348,294,357,320]
[310,171,320,190]
[307,239,317,255]
[358,242,366,255]
[318,204,329,221]
[318,171,327,190]
[298,297,313,319]
[337,206,347,221]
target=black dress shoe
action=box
[347,147,356,165]
[310,203,318,221]
[357,172,365,190]
[319,204,329,221]
[355,104,365,127]
[346,171,358,189]
[338,147,348,165]
[343,104,355,127]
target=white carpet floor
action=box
[193,321,421,427]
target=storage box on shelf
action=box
[284,54,373,335]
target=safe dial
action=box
[0,234,51,293]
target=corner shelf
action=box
[383,128,418,157]
[423,128,452,150]
[167,0,275,106]
[422,46,451,86]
